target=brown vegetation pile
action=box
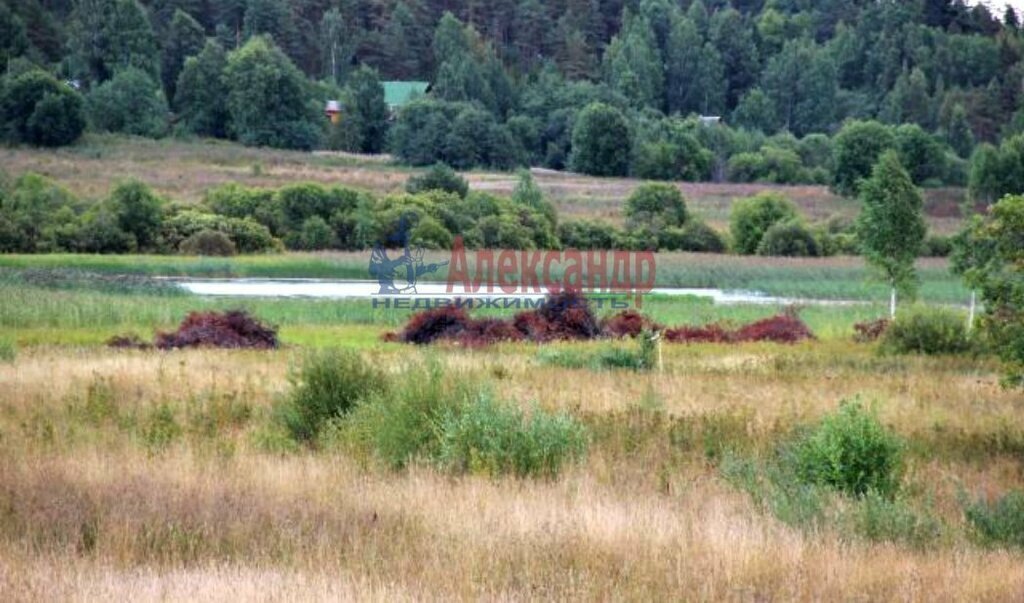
[601,310,662,338]
[666,314,815,345]
[391,291,601,345]
[390,294,814,347]
[853,318,891,343]
[148,311,279,350]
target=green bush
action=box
[405,163,469,198]
[756,220,820,257]
[849,490,943,549]
[1,69,85,146]
[179,229,236,256]
[279,350,387,443]
[789,399,904,499]
[108,181,164,251]
[625,182,688,230]
[87,67,169,137]
[142,403,182,453]
[881,306,971,356]
[569,102,631,177]
[435,392,588,479]
[921,234,953,257]
[0,338,15,363]
[343,362,463,469]
[557,219,622,250]
[675,220,727,253]
[730,192,799,254]
[965,490,1024,549]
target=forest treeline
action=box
[2,0,1024,199]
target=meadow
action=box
[3,138,1021,601]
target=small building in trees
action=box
[382,81,430,116]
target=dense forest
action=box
[2,0,1024,199]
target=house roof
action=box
[383,81,430,108]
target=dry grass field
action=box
[1,342,1023,601]
[1,135,967,233]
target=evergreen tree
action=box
[732,87,777,133]
[0,3,30,67]
[857,151,927,315]
[709,7,759,110]
[242,0,298,60]
[381,1,427,79]
[946,102,975,158]
[762,40,837,136]
[882,68,932,128]
[68,0,160,84]
[161,9,205,100]
[174,39,230,138]
[345,65,388,153]
[513,0,548,71]
[665,15,726,116]
[602,11,663,109]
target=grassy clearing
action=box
[2,135,965,233]
[0,339,1021,599]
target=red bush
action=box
[155,310,278,350]
[602,310,661,338]
[665,314,814,345]
[459,318,526,345]
[528,290,601,341]
[733,314,815,343]
[395,306,471,345]
[664,323,731,343]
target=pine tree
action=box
[345,65,388,153]
[602,10,663,109]
[857,151,927,315]
[731,87,777,133]
[68,0,160,84]
[709,7,759,110]
[381,1,426,78]
[161,9,205,100]
[243,0,298,60]
[882,68,932,128]
[174,39,230,138]
[946,103,975,158]
[513,0,547,71]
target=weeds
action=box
[435,393,588,479]
[0,338,15,362]
[142,404,181,453]
[965,490,1024,549]
[278,349,387,442]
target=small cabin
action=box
[383,81,431,116]
[324,100,342,124]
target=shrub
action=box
[405,163,469,198]
[86,67,169,137]
[289,216,336,250]
[142,403,181,453]
[965,490,1024,549]
[280,350,387,442]
[849,491,943,549]
[108,181,164,251]
[730,192,799,255]
[881,306,971,355]
[155,310,278,350]
[756,220,820,257]
[179,229,236,256]
[557,219,621,250]
[624,182,688,231]
[921,234,953,257]
[0,338,15,363]
[675,220,727,253]
[435,392,588,478]
[789,399,904,499]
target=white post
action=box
[890,287,897,320]
[968,290,976,333]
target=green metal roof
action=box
[383,81,430,108]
